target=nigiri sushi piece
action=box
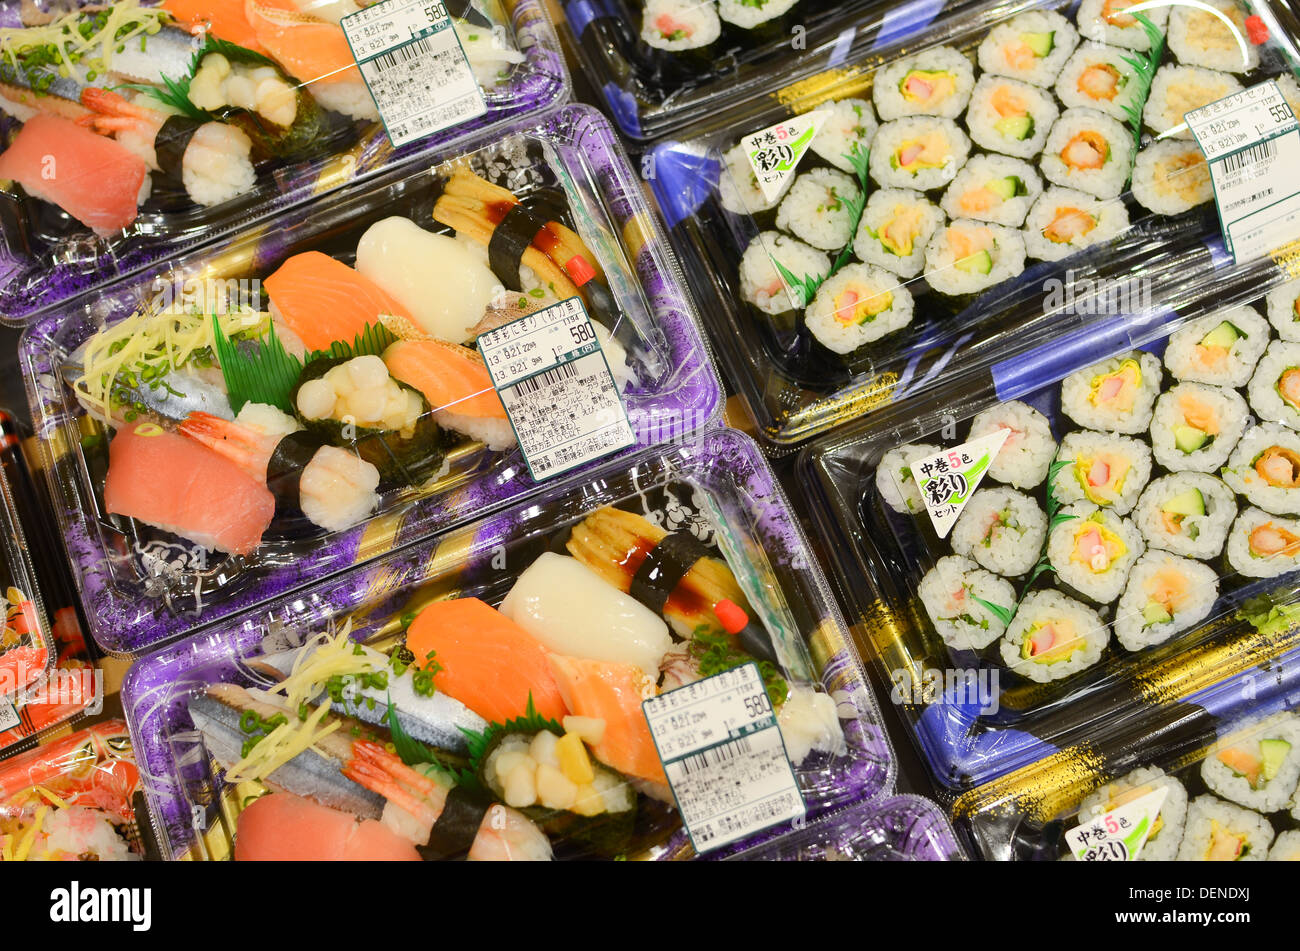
[500,552,673,679]
[0,115,148,234]
[403,597,569,724]
[160,0,268,53]
[104,422,275,555]
[547,654,667,786]
[354,217,499,345]
[382,339,517,451]
[235,792,421,861]
[263,251,415,352]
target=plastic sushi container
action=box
[563,0,963,141]
[955,641,1300,860]
[0,0,569,326]
[801,274,1300,794]
[648,0,1300,448]
[0,720,145,861]
[119,427,893,861]
[20,102,722,658]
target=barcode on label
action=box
[1222,139,1277,173]
[371,35,434,71]
[675,737,754,777]
[512,362,579,396]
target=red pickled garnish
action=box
[565,254,597,286]
[1246,15,1269,45]
[713,599,749,635]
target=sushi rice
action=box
[1247,339,1300,430]
[1222,422,1300,515]
[1077,0,1170,51]
[1226,506,1300,577]
[950,486,1048,577]
[1201,713,1300,813]
[1142,65,1243,140]
[1133,472,1238,559]
[918,555,1017,650]
[1266,279,1300,343]
[923,219,1026,296]
[1060,351,1162,435]
[1077,767,1188,861]
[969,400,1056,489]
[718,142,789,216]
[1000,589,1109,683]
[1051,430,1152,515]
[940,153,1043,227]
[1176,795,1274,861]
[718,0,799,29]
[877,443,942,514]
[1023,186,1128,261]
[739,231,832,315]
[640,0,722,51]
[1131,139,1213,215]
[810,98,878,173]
[874,46,976,121]
[804,263,915,353]
[853,188,945,278]
[1164,305,1269,388]
[1054,41,1143,121]
[1040,108,1134,199]
[965,74,1058,159]
[1047,502,1144,604]
[775,167,862,251]
[1167,0,1260,73]
[869,117,971,191]
[977,10,1079,87]
[1149,382,1249,474]
[1113,550,1218,650]
[1268,830,1300,860]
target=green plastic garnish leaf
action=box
[383,695,453,780]
[212,313,303,416]
[972,597,1015,627]
[456,693,564,794]
[305,321,400,364]
[1117,11,1165,182]
[689,627,789,708]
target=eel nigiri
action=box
[104,422,275,556]
[382,339,516,451]
[0,115,148,234]
[263,251,415,352]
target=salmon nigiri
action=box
[104,423,275,556]
[245,0,358,84]
[263,251,415,353]
[0,115,147,235]
[159,0,267,52]
[547,654,666,786]
[404,598,568,724]
[382,339,516,451]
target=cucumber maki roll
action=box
[977,10,1079,88]
[1150,382,1248,474]
[874,46,975,121]
[1054,42,1143,122]
[1165,305,1269,388]
[869,117,971,191]
[918,555,1016,650]
[1266,279,1300,343]
[1040,108,1133,199]
[1133,473,1237,559]
[1023,187,1128,261]
[940,153,1042,227]
[1168,0,1260,73]
[775,167,861,251]
[853,188,944,278]
[966,75,1058,159]
[640,0,721,52]
[950,487,1048,577]
[804,263,915,353]
[1077,0,1170,52]
[1000,589,1109,682]
[1248,340,1300,430]
[1143,66,1243,140]
[1201,713,1300,813]
[1226,507,1300,577]
[1113,551,1218,650]
[1051,430,1152,515]
[739,231,831,315]
[810,98,877,172]
[1060,351,1162,435]
[293,354,445,485]
[1131,139,1213,215]
[1222,423,1300,515]
[1047,503,1144,604]
[923,220,1026,296]
[877,443,942,514]
[1077,767,1187,861]
[969,400,1056,489]
[1177,796,1274,861]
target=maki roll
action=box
[1168,0,1260,73]
[1113,551,1218,650]
[940,154,1042,227]
[719,143,789,216]
[1222,423,1300,514]
[1133,473,1237,559]
[874,47,975,120]
[1149,382,1248,473]
[805,264,915,353]
[877,443,942,514]
[1176,796,1274,861]
[918,555,1016,650]
[1269,830,1300,860]
[739,231,832,315]
[1040,108,1133,199]
[1201,714,1300,813]
[1247,340,1300,430]
[853,189,945,278]
[718,0,800,31]
[1023,187,1128,261]
[966,75,1058,159]
[969,400,1056,489]
[640,0,721,52]
[1077,767,1188,861]
[1054,42,1143,121]
[810,98,877,172]
[1164,305,1269,388]
[1051,430,1152,515]
[950,487,1048,577]
[923,220,1026,297]
[977,10,1079,88]
[1131,139,1213,215]
[1226,507,1300,577]
[1047,503,1144,604]
[1266,279,1300,343]
[1000,589,1109,683]
[1077,0,1170,52]
[869,117,971,191]
[1060,351,1161,435]
[775,167,862,251]
[1143,66,1243,140]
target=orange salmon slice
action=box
[263,251,414,352]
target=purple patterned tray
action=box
[21,103,722,656]
[120,427,894,861]
[0,0,568,326]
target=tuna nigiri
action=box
[263,251,415,353]
[104,422,275,556]
[0,115,147,234]
[382,339,516,451]
[235,792,421,861]
[404,598,568,724]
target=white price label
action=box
[0,699,19,733]
[643,663,806,854]
[340,0,486,148]
[1185,81,1300,265]
[1065,787,1168,862]
[908,428,1009,539]
[478,296,635,481]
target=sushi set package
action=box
[119,428,894,862]
[0,0,569,325]
[0,720,145,861]
[649,0,1300,448]
[801,275,1300,793]
[954,643,1300,860]
[563,0,962,141]
[21,102,722,658]
[0,431,55,713]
